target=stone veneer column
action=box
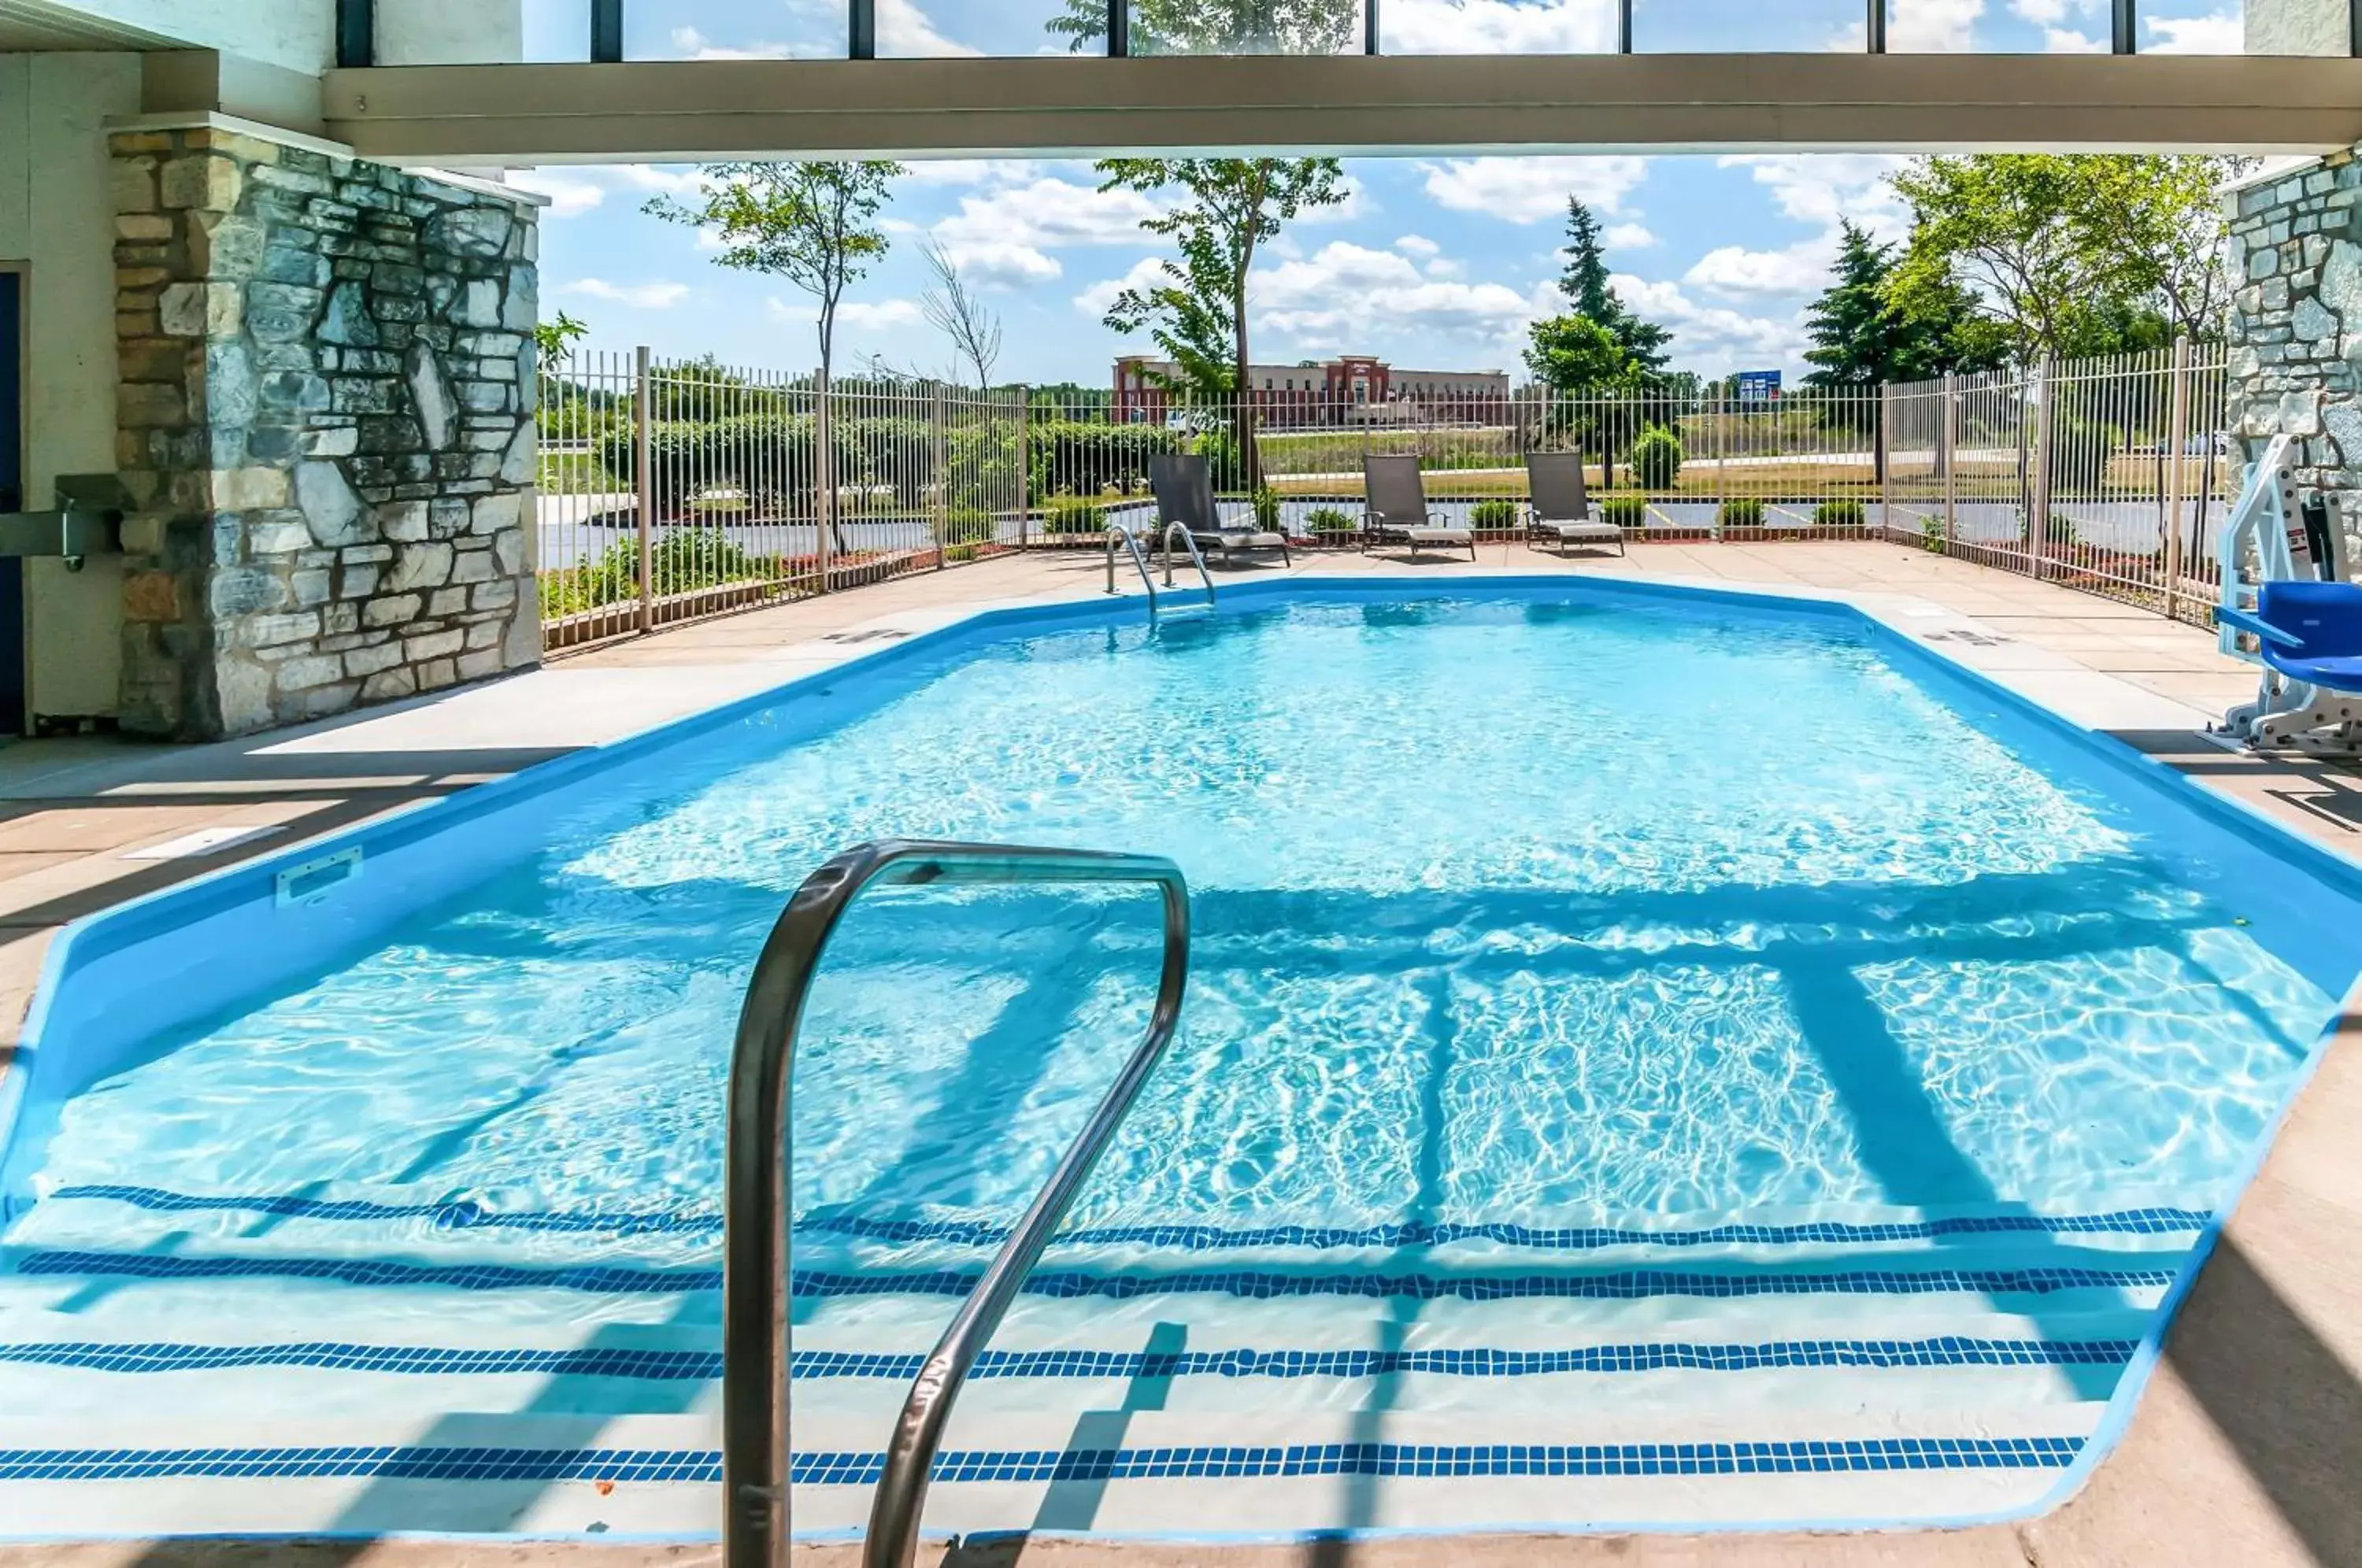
[2223,146,2362,568]
[110,125,541,741]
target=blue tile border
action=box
[41,1184,2213,1253]
[0,1435,2085,1486]
[0,1335,2140,1382]
[10,1249,2179,1301]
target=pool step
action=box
[0,1402,2113,1539]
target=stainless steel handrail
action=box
[722,838,1191,1568]
[1104,523,1157,608]
[1157,520,1218,605]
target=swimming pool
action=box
[0,576,2356,1542]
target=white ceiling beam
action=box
[320,53,2362,166]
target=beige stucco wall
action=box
[2248,0,2349,54]
[376,0,525,65]
[0,51,137,725]
[28,2,334,75]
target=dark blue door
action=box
[0,272,25,734]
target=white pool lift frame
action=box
[2213,433,2362,755]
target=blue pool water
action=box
[6,590,2353,1252]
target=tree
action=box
[1802,221,2002,389]
[646,161,901,555]
[1095,157,1349,486]
[917,239,1004,390]
[1050,0,1357,54]
[1887,153,2245,366]
[646,161,903,387]
[1523,314,1632,393]
[1557,198,1671,375]
[534,309,589,366]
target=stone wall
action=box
[110,125,540,741]
[2223,145,2362,564]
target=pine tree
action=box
[1556,198,1672,375]
[1804,220,2002,388]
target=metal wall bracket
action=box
[0,475,129,570]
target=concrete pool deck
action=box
[0,541,2356,1566]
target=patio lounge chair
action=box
[1361,455,1476,562]
[1523,452,1623,557]
[1148,453,1292,568]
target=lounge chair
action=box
[1523,452,1623,557]
[1148,453,1291,568]
[1361,456,1476,562]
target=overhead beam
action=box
[320,54,2362,165]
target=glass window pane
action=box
[1382,0,1614,54]
[627,0,847,59]
[882,1,1094,57]
[1635,0,1866,50]
[2145,0,2257,54]
[1134,0,1366,54]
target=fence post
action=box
[2028,362,2054,581]
[1942,374,1958,550]
[1712,388,1727,538]
[2162,335,2193,622]
[1016,386,1031,549]
[931,384,949,570]
[633,343,654,634]
[1877,383,1894,539]
[813,364,834,594]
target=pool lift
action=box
[2212,433,2362,755]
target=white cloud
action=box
[2145,10,2242,52]
[950,240,1065,289]
[2008,0,2105,48]
[509,169,605,219]
[1603,223,1660,251]
[1718,154,1912,243]
[560,278,690,309]
[877,0,981,54]
[1419,156,1650,224]
[839,299,925,330]
[901,159,1041,188]
[1394,235,1441,257]
[1615,276,1803,369]
[668,26,797,60]
[1890,0,1983,50]
[936,176,1164,252]
[1685,238,1834,298]
[1075,257,1172,320]
[1383,0,1618,54]
[1253,242,1542,356]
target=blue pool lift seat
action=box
[2216,581,2362,693]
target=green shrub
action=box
[1471,498,1520,529]
[941,507,996,545]
[1597,494,1649,529]
[1813,498,1866,527]
[1029,420,1182,501]
[1719,497,1767,529]
[1920,513,1947,554]
[1628,425,1684,491]
[1253,485,1281,531]
[1042,494,1109,534]
[1305,505,1354,534]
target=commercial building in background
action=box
[1113,354,1512,429]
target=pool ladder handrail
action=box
[1155,520,1218,608]
[722,838,1192,1568]
[1104,523,1158,607]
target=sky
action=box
[508,0,2255,387]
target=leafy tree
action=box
[534,309,589,365]
[1557,198,1671,374]
[646,161,903,389]
[1887,154,2245,366]
[1523,314,1632,392]
[1094,157,1350,486]
[1050,0,1357,54]
[1803,221,2002,389]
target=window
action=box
[1137,0,1366,54]
[625,0,844,59]
[1635,0,1864,50]
[882,1,1094,57]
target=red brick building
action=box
[1113,354,1511,428]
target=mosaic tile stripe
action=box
[0,1435,2085,1485]
[0,1335,2141,1382]
[13,1250,2179,1301]
[46,1185,2211,1253]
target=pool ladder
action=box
[1105,522,1216,615]
[721,838,1193,1568]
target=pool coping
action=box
[0,567,2353,1554]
